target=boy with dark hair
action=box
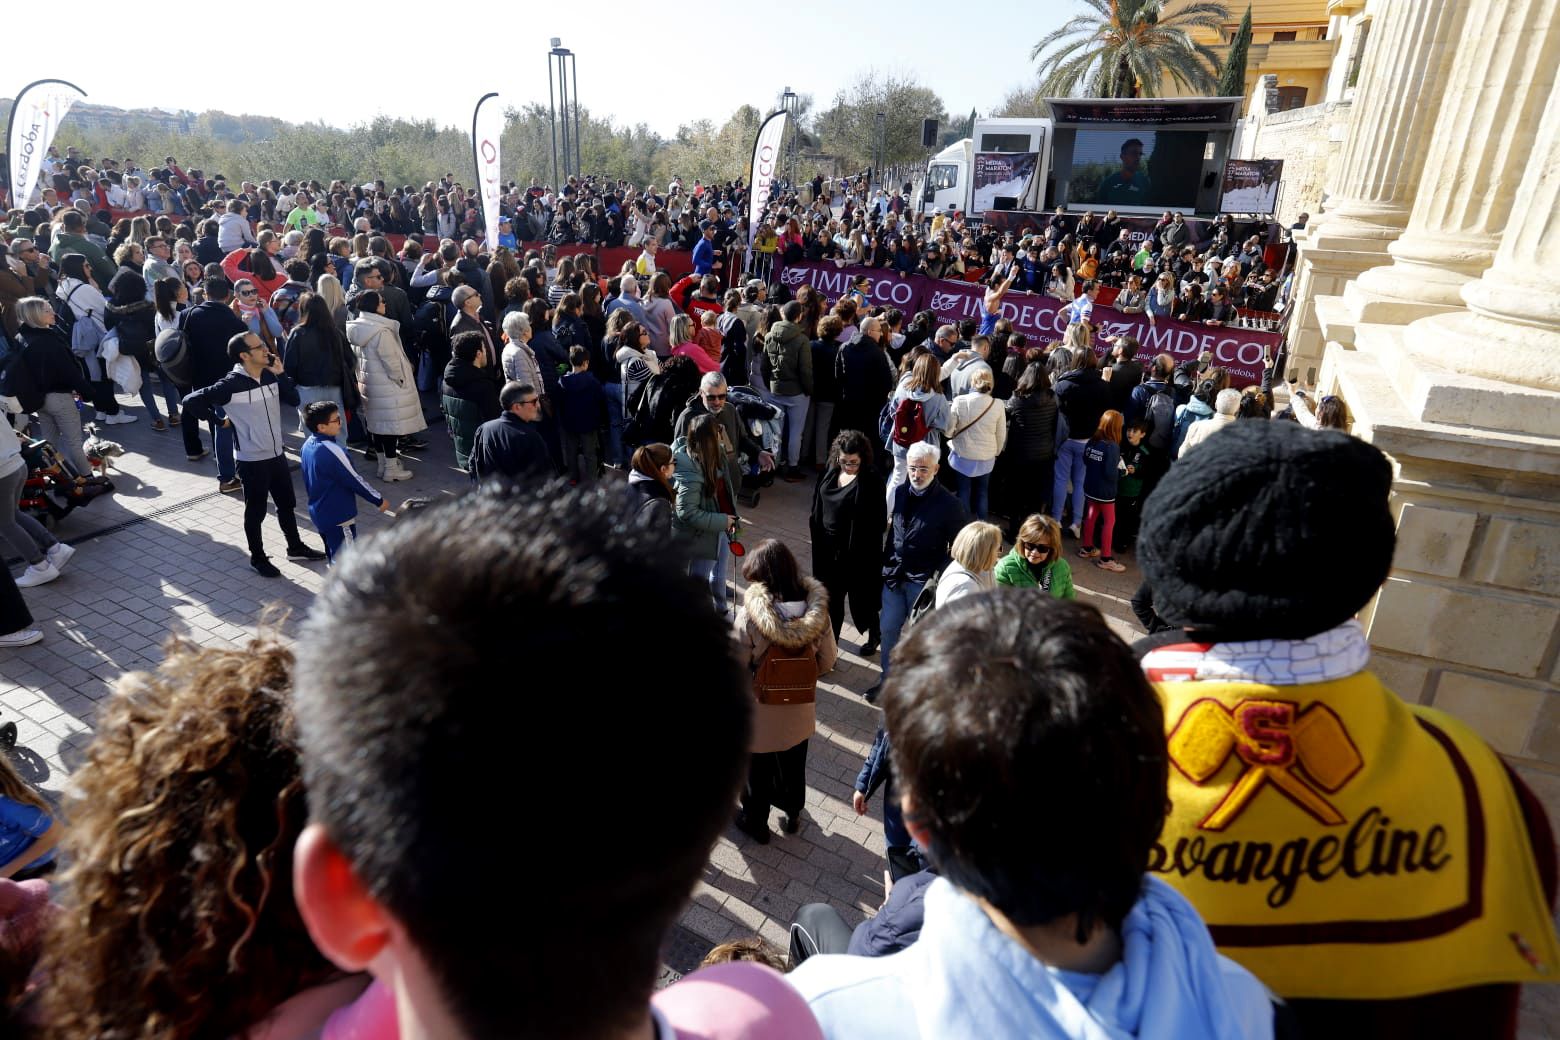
[556,344,607,482]
[291,486,758,1040]
[299,401,387,564]
[791,594,1274,1038]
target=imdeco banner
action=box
[6,79,87,208]
[471,92,503,249]
[748,110,788,246]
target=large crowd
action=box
[0,148,1550,1040]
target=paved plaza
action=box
[2,389,1553,1034]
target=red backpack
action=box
[890,396,930,448]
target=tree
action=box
[994,80,1051,118]
[814,71,949,172]
[1217,6,1253,98]
[1030,0,1228,98]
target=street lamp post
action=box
[547,40,581,186]
[780,87,800,186]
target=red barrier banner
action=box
[778,259,1275,387]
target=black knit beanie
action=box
[1138,421,1395,641]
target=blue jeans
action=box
[769,392,810,468]
[955,470,991,520]
[878,579,927,676]
[137,366,181,420]
[689,533,733,616]
[603,381,626,466]
[1052,438,1087,528]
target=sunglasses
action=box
[1021,542,1051,556]
[704,392,727,401]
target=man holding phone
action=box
[182,332,327,577]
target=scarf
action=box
[1144,623,1560,999]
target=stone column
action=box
[1408,71,1560,397]
[1315,0,1468,243]
[1283,0,1467,380]
[1346,0,1560,324]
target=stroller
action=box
[726,386,782,507]
[19,436,113,528]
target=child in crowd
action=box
[1078,409,1125,572]
[556,344,607,483]
[1115,417,1151,555]
[299,401,389,565]
[0,750,58,879]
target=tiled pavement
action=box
[5,387,1551,1033]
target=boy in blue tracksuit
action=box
[299,400,387,563]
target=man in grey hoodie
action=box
[763,300,813,482]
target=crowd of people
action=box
[0,149,1551,1040]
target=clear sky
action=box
[5,0,1068,137]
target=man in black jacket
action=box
[469,382,552,484]
[869,441,967,701]
[179,277,247,489]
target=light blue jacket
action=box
[790,876,1273,1040]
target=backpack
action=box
[1144,386,1176,453]
[751,641,818,706]
[889,396,930,448]
[155,327,192,387]
[0,340,43,413]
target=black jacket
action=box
[283,324,354,394]
[470,411,551,483]
[182,299,249,389]
[1004,390,1060,462]
[1055,368,1111,442]
[104,298,157,366]
[442,357,501,421]
[195,234,224,265]
[810,337,842,404]
[883,482,967,588]
[834,338,896,412]
[17,324,92,397]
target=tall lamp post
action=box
[780,86,800,186]
[548,39,581,187]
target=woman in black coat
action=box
[809,429,887,652]
[104,268,169,427]
[442,331,502,472]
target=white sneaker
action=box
[382,457,413,482]
[0,629,42,648]
[46,543,75,571]
[14,561,60,588]
[104,412,138,425]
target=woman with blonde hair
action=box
[669,313,717,374]
[994,513,1075,598]
[934,520,1003,607]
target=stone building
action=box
[1284,0,1560,823]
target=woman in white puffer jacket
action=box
[346,291,425,482]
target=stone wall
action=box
[1243,101,1353,225]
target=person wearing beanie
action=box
[1135,421,1558,1038]
[1178,386,1241,455]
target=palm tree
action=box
[1031,0,1229,99]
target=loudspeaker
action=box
[921,119,939,148]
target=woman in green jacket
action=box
[672,413,740,615]
[994,513,1075,599]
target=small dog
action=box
[82,423,126,474]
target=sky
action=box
[5,0,1069,138]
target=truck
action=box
[921,117,1052,218]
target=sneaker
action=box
[863,682,883,705]
[186,449,209,462]
[0,629,43,648]
[250,556,282,578]
[1096,559,1126,572]
[286,544,327,561]
[1077,546,1100,559]
[151,418,167,431]
[103,412,138,425]
[15,561,60,588]
[1067,524,1081,540]
[219,478,243,494]
[45,543,75,571]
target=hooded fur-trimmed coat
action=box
[734,577,839,754]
